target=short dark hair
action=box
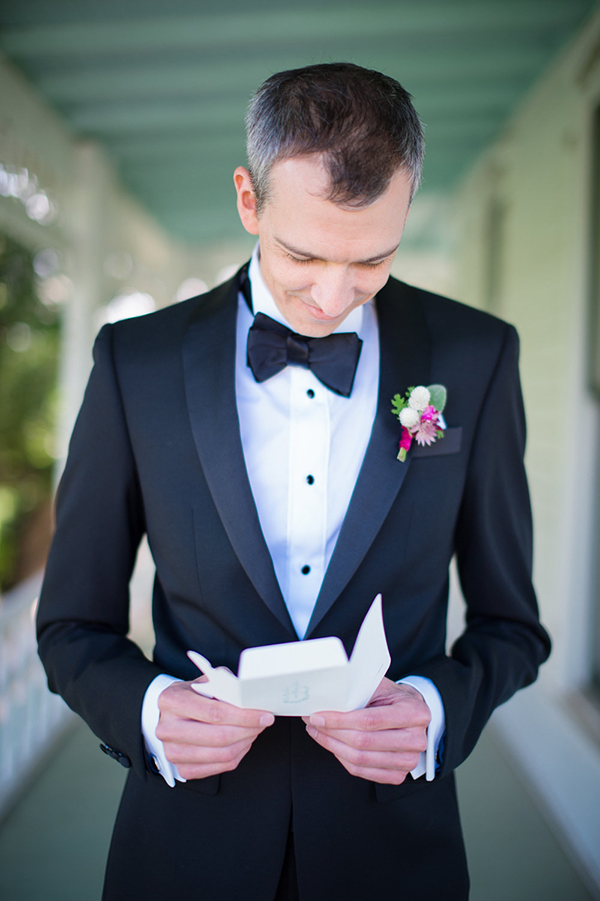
[245,62,425,213]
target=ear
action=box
[234,167,259,235]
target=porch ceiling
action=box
[0,0,596,246]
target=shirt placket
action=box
[286,367,329,638]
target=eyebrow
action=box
[275,237,400,264]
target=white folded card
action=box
[188,594,390,716]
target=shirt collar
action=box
[247,242,366,336]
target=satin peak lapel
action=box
[306,280,432,637]
[182,278,295,636]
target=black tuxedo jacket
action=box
[37,272,550,901]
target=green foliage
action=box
[391,387,415,419]
[0,235,60,591]
[391,393,408,418]
[428,384,447,413]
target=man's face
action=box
[234,156,412,337]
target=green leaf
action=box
[391,393,408,418]
[428,384,447,413]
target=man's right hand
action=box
[155,677,275,780]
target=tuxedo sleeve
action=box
[406,324,551,775]
[37,324,164,778]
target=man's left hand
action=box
[302,678,430,785]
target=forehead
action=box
[262,156,411,260]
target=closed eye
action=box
[283,252,393,267]
[286,253,387,269]
[285,252,313,264]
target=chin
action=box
[302,326,336,337]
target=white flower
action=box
[399,407,420,428]
[408,386,430,412]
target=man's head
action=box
[245,62,424,212]
[234,63,424,337]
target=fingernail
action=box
[310,715,325,727]
[260,714,275,727]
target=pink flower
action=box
[397,426,413,462]
[420,405,437,422]
[411,407,442,446]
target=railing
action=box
[0,571,73,818]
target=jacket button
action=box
[100,743,132,768]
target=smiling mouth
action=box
[304,306,340,322]
[296,296,347,322]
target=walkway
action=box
[0,715,594,900]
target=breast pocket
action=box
[411,426,462,458]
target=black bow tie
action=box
[247,313,363,397]
[239,265,362,397]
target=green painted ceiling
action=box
[0,0,597,246]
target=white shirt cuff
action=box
[141,673,187,787]
[397,676,445,782]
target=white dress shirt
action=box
[237,248,378,638]
[142,245,444,785]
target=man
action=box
[37,64,550,900]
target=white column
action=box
[55,141,111,469]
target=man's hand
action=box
[156,678,274,780]
[302,677,430,785]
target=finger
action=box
[192,697,275,727]
[304,699,429,732]
[334,760,412,786]
[176,762,233,780]
[305,724,423,772]
[155,717,266,747]
[159,682,274,728]
[163,735,254,769]
[304,724,427,754]
[173,740,255,780]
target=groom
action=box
[37,63,550,900]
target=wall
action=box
[454,9,600,892]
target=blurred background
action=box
[0,1,599,898]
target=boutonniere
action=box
[391,384,447,462]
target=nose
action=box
[310,266,354,317]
